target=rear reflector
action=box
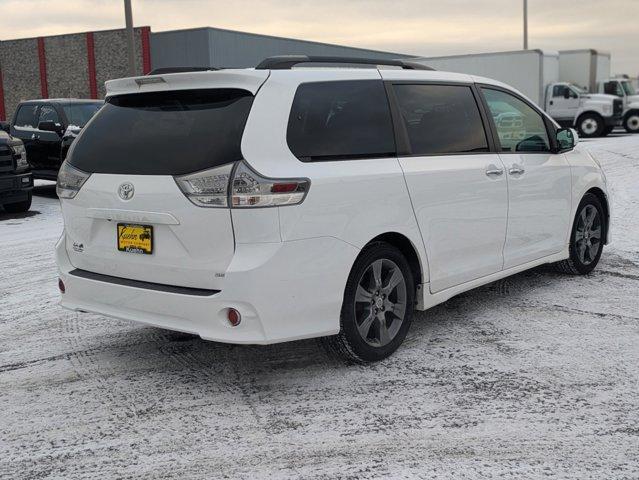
[227,308,241,327]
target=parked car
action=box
[10,99,103,180]
[55,56,610,362]
[0,125,33,213]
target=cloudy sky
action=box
[0,0,636,74]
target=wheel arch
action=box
[585,187,610,244]
[365,232,425,288]
[624,108,639,120]
[576,110,604,124]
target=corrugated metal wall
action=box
[150,27,412,70]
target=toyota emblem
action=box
[118,182,135,200]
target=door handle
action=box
[509,165,525,175]
[485,167,504,177]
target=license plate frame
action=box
[117,223,153,255]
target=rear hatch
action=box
[60,70,268,290]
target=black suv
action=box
[0,124,33,213]
[10,99,103,180]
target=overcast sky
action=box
[0,0,636,74]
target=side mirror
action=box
[556,127,578,152]
[38,120,63,135]
[0,121,10,134]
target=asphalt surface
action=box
[1,134,638,479]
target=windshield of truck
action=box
[62,102,103,128]
[622,81,637,96]
[67,89,254,175]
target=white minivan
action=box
[56,56,610,362]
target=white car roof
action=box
[105,66,516,98]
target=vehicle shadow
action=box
[0,210,40,220]
[61,252,634,399]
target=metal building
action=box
[150,27,412,70]
[0,25,410,121]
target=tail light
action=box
[175,161,309,208]
[174,163,234,207]
[57,161,91,199]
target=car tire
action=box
[552,193,605,275]
[577,113,604,138]
[321,242,415,363]
[2,193,32,213]
[623,111,639,134]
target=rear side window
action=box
[62,102,103,127]
[287,80,395,161]
[38,105,60,125]
[14,105,39,128]
[392,84,489,155]
[68,89,253,175]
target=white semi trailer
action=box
[558,50,639,133]
[559,49,611,92]
[414,50,623,137]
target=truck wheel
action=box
[2,193,32,213]
[577,113,604,138]
[623,111,639,133]
[320,242,414,363]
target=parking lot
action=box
[1,133,638,479]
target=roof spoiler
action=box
[255,55,435,71]
[147,67,217,75]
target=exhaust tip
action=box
[227,308,241,327]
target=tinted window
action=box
[482,88,550,153]
[62,102,103,127]
[393,84,488,155]
[287,80,395,161]
[14,105,39,128]
[38,105,60,125]
[68,89,253,175]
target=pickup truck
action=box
[10,99,102,180]
[0,123,33,213]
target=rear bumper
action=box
[57,233,358,344]
[0,172,33,202]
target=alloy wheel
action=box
[354,259,407,347]
[575,204,602,265]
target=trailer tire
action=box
[577,113,604,138]
[623,111,639,134]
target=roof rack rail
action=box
[147,67,218,75]
[255,55,434,71]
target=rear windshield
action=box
[62,102,103,128]
[68,89,253,175]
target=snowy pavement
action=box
[1,135,638,479]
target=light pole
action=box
[124,0,136,76]
[523,0,529,50]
